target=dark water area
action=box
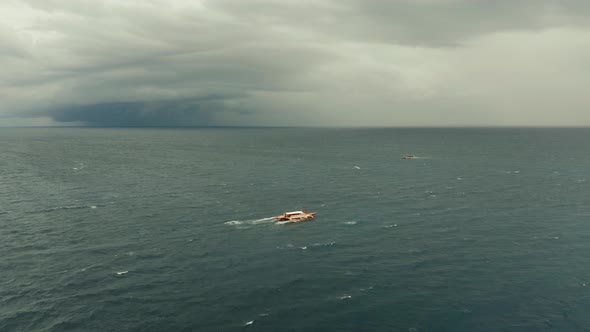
[1,127,590,331]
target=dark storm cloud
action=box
[48,95,247,127]
[3,0,590,126]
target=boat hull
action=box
[275,212,316,223]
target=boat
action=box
[275,210,316,223]
[402,155,415,159]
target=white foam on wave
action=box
[311,241,336,247]
[224,220,243,225]
[116,271,128,276]
[276,244,296,250]
[344,221,357,225]
[278,243,336,250]
[340,295,352,300]
[501,170,521,174]
[244,320,254,326]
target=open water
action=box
[1,128,590,331]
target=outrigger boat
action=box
[402,155,415,159]
[275,210,316,224]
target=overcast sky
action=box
[2,0,590,127]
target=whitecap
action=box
[116,271,128,276]
[354,166,361,169]
[340,295,352,300]
[244,320,254,326]
[90,205,97,209]
[311,241,336,247]
[300,246,307,250]
[224,220,242,225]
[344,221,357,225]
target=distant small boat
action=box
[402,155,415,159]
[275,210,316,224]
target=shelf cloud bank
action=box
[2,0,590,126]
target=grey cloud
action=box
[47,96,245,127]
[2,0,590,126]
[0,23,31,58]
[208,0,590,46]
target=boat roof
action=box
[285,210,304,215]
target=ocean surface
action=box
[1,127,590,332]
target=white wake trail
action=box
[224,216,276,226]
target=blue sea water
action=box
[1,127,590,332]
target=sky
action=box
[2,0,590,127]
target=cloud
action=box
[47,95,249,127]
[2,0,590,126]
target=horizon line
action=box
[2,125,590,129]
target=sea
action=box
[1,127,589,332]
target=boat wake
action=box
[224,217,275,226]
[274,220,292,225]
